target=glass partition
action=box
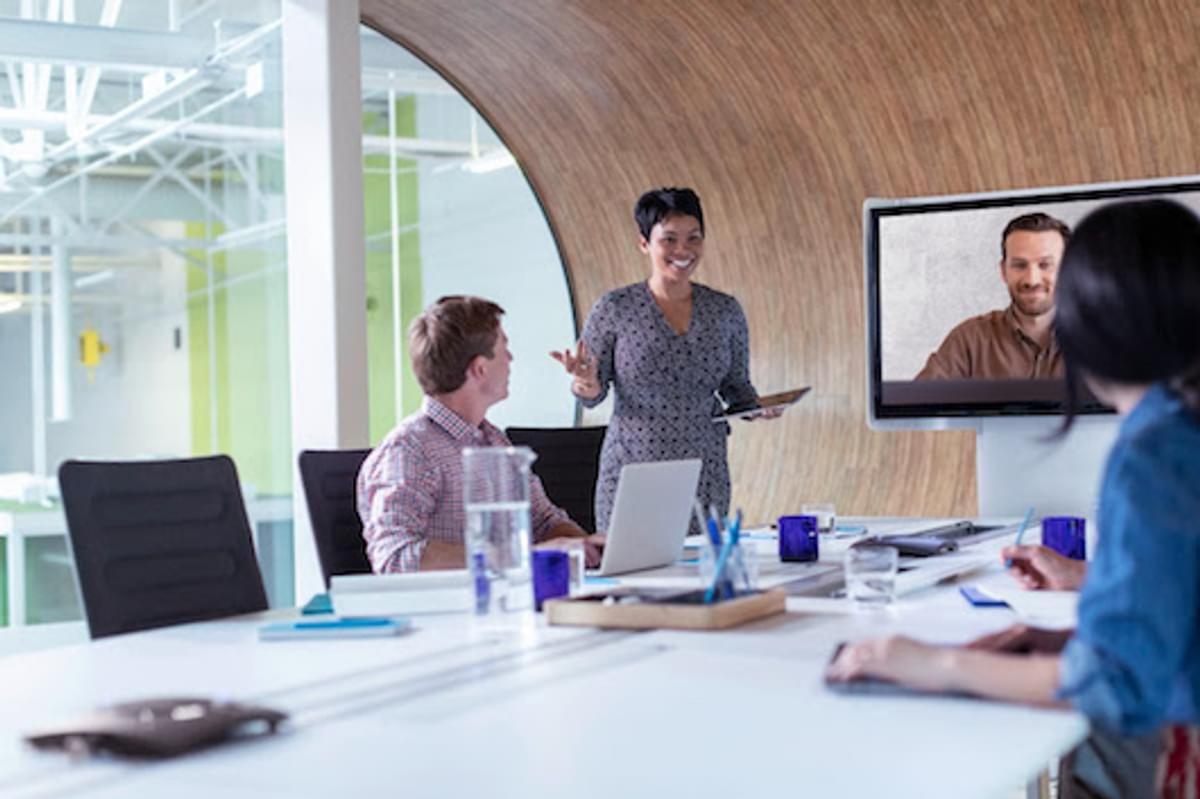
[358,27,576,438]
[0,0,293,630]
[0,6,579,638]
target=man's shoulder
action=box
[941,308,1008,342]
[950,308,1007,331]
[368,411,444,463]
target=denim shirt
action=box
[1057,384,1200,734]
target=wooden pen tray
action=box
[544,587,786,630]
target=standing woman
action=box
[551,187,773,533]
[828,198,1200,798]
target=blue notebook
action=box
[258,616,410,641]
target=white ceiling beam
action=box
[0,18,207,73]
[76,0,125,124]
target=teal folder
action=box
[258,616,410,641]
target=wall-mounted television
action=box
[865,176,1200,428]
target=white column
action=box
[29,217,46,482]
[281,0,368,600]
[49,215,71,422]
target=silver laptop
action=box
[594,459,702,576]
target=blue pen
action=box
[705,533,735,604]
[1003,507,1036,569]
[726,509,744,596]
[703,509,733,603]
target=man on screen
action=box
[915,212,1069,380]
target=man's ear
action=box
[464,354,487,384]
[637,235,650,254]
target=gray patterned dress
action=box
[580,281,758,533]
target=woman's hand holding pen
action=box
[1002,545,1087,591]
[550,341,601,400]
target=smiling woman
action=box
[550,187,776,534]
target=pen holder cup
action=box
[699,539,758,594]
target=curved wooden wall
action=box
[362,0,1200,522]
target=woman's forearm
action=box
[943,649,1065,706]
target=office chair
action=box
[504,426,606,533]
[58,455,268,639]
[297,449,374,587]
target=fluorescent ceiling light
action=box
[245,62,264,99]
[461,149,515,174]
[74,269,114,289]
[0,295,21,313]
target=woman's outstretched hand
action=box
[550,341,601,400]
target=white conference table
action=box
[0,519,1087,799]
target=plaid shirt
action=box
[357,397,571,573]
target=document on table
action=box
[988,587,1079,629]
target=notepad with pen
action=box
[258,616,411,641]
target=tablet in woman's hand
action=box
[713,387,811,422]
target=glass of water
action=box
[844,545,898,610]
[462,447,536,621]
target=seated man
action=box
[357,295,603,572]
[916,212,1070,380]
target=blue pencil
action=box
[1003,507,1036,569]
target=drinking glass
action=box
[462,447,536,620]
[801,502,836,533]
[844,545,898,609]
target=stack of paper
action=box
[330,570,473,616]
[989,587,1079,629]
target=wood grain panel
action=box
[362,0,1200,524]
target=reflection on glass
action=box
[0,0,293,629]
[358,27,575,437]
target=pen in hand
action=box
[1003,507,1036,570]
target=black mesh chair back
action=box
[298,449,373,587]
[58,455,268,639]
[504,426,606,533]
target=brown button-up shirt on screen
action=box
[915,305,1063,380]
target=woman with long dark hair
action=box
[828,199,1200,797]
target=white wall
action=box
[45,244,192,468]
[0,232,192,480]
[0,314,35,473]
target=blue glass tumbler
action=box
[778,515,820,562]
[532,550,570,611]
[1042,516,1087,560]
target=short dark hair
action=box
[1056,199,1200,420]
[408,296,505,395]
[634,187,705,241]
[1000,212,1071,259]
